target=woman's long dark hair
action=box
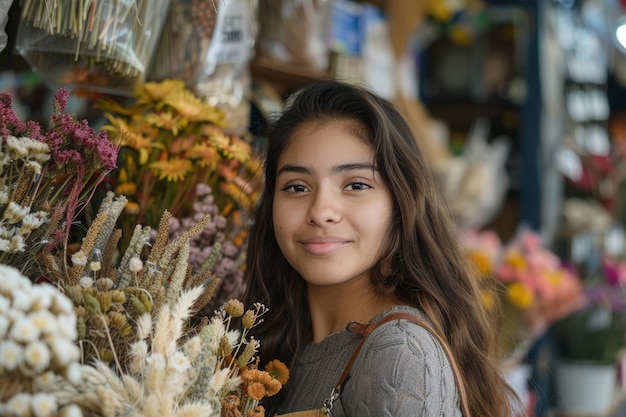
[244,80,517,417]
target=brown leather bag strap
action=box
[335,312,471,417]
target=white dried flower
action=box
[79,276,94,288]
[24,341,51,373]
[49,339,80,366]
[71,251,88,266]
[25,160,43,176]
[29,310,56,335]
[55,314,77,341]
[4,201,30,224]
[183,335,202,361]
[34,371,56,391]
[0,314,9,338]
[22,136,50,157]
[129,256,143,273]
[32,392,57,417]
[29,286,53,311]
[0,225,18,239]
[65,362,83,385]
[168,351,190,373]
[0,237,9,251]
[208,368,234,396]
[20,211,48,234]
[0,265,23,291]
[0,295,10,314]
[5,392,31,416]
[0,189,8,204]
[6,135,28,157]
[51,293,75,316]
[9,234,26,252]
[58,404,82,417]
[11,288,34,312]
[0,340,23,371]
[10,315,40,343]
[89,261,101,272]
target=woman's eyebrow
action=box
[276,162,378,176]
[332,163,377,173]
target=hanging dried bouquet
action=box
[16,0,171,95]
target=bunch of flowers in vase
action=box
[552,253,626,365]
[460,228,584,365]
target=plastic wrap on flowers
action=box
[195,0,258,136]
[149,0,219,85]
[15,0,170,96]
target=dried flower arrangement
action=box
[1,190,288,417]
[0,88,118,280]
[16,0,171,94]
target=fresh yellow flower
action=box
[150,158,193,182]
[469,250,492,277]
[135,79,187,104]
[208,128,231,151]
[115,182,137,196]
[226,137,252,163]
[187,143,220,169]
[163,90,226,125]
[144,111,187,136]
[507,282,534,309]
[504,250,526,271]
[124,201,141,215]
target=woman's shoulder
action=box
[358,305,451,362]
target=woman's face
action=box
[272,120,394,289]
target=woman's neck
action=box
[306,281,400,343]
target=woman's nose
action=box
[306,189,342,225]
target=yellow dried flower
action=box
[110,290,127,304]
[107,311,127,329]
[218,336,232,357]
[224,299,244,318]
[95,291,112,312]
[241,310,255,329]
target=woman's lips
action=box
[300,239,349,256]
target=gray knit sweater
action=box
[276,305,463,417]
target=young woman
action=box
[243,80,519,416]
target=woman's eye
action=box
[281,183,309,193]
[344,182,371,191]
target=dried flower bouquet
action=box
[0,191,287,417]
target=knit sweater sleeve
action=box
[342,318,463,417]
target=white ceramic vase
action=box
[556,361,617,416]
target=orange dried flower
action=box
[246,382,266,401]
[265,359,290,385]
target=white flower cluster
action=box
[0,264,82,417]
[0,135,52,253]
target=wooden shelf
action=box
[250,57,333,97]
